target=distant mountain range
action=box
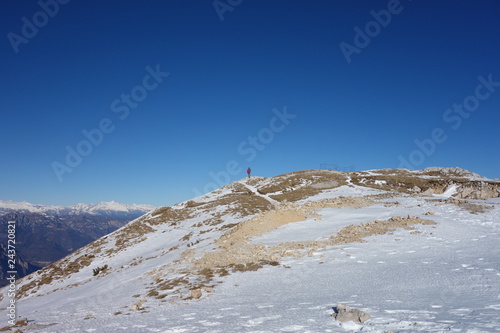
[0,200,155,218]
[0,200,156,287]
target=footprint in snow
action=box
[385,299,403,304]
[198,320,222,327]
[449,308,474,317]
[307,305,324,310]
[245,315,282,326]
[182,313,197,316]
[280,325,306,332]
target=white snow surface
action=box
[433,184,459,198]
[1,181,500,332]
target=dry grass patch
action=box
[202,190,275,219]
[16,236,109,298]
[420,168,474,179]
[350,173,454,194]
[257,170,348,202]
[180,232,193,242]
[427,197,495,214]
[0,318,28,331]
[149,206,193,226]
[228,260,280,273]
[17,253,96,299]
[307,195,376,209]
[350,170,500,200]
[113,220,155,251]
[331,216,436,243]
[185,200,205,208]
[445,198,493,214]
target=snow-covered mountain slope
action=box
[0,200,155,218]
[1,168,499,332]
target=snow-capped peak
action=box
[0,200,155,218]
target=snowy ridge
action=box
[1,168,500,332]
[0,200,155,218]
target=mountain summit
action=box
[1,168,499,332]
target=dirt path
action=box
[238,179,280,206]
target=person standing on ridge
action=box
[247,167,251,178]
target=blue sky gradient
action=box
[1,0,499,207]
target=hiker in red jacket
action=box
[247,167,251,178]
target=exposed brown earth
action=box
[426,197,495,215]
[454,182,500,199]
[350,169,500,199]
[257,169,348,202]
[350,172,459,194]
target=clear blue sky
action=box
[1,0,499,207]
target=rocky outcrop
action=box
[190,288,202,299]
[423,167,484,178]
[332,304,370,323]
[454,181,500,199]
